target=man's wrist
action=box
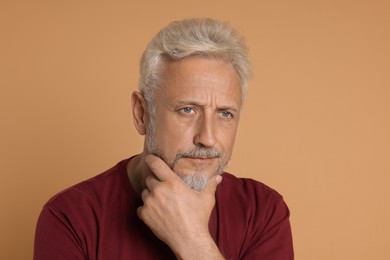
[172,234,225,260]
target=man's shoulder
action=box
[220,172,282,198]
[44,159,130,211]
[217,172,286,210]
[214,173,293,258]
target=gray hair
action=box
[138,18,251,109]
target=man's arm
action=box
[137,155,224,259]
[242,189,294,259]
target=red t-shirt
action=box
[34,158,294,259]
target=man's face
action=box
[146,57,242,190]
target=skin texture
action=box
[128,57,243,259]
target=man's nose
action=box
[193,114,217,148]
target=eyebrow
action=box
[173,100,240,113]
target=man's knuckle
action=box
[153,185,165,197]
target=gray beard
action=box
[145,113,227,191]
[180,173,210,191]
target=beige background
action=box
[1,0,389,259]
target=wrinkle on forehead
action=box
[158,57,242,109]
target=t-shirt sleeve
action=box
[242,191,294,260]
[33,203,86,260]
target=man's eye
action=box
[221,111,233,118]
[182,107,193,113]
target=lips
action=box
[183,157,217,165]
[184,156,216,160]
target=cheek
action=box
[158,119,195,140]
[223,137,236,153]
[153,116,195,153]
[219,127,239,156]
[219,121,239,140]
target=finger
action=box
[137,206,145,220]
[145,174,160,190]
[145,154,179,182]
[141,188,150,202]
[203,175,223,194]
[215,175,223,184]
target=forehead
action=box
[157,57,242,106]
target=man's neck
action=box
[126,153,150,195]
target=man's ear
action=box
[131,91,148,135]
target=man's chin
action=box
[179,173,210,191]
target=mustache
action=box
[176,147,222,159]
[150,147,222,169]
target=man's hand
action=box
[137,154,224,259]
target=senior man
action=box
[34,18,294,259]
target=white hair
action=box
[138,18,251,110]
